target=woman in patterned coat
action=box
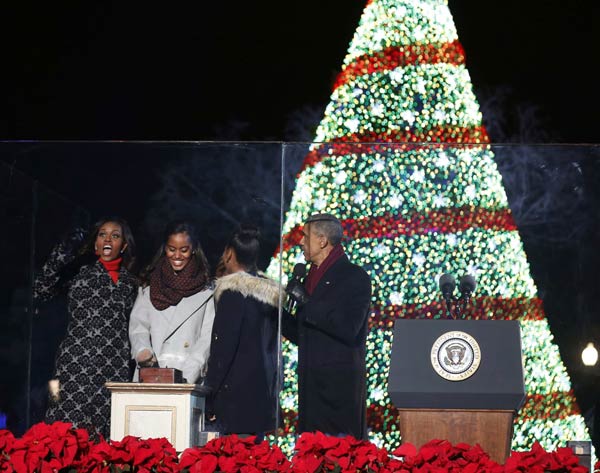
[34,217,138,438]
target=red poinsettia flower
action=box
[178,448,207,472]
[0,430,15,454]
[292,432,401,473]
[290,453,322,473]
[198,454,219,473]
[179,434,289,473]
[107,435,139,467]
[2,422,593,473]
[6,422,76,473]
[255,444,290,471]
[132,437,178,473]
[502,440,589,473]
[74,438,112,473]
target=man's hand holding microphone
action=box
[285,263,309,312]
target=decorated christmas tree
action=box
[267,0,590,452]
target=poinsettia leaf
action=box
[420,445,439,462]
[293,454,323,473]
[392,443,417,458]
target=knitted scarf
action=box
[150,256,207,310]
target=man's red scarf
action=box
[305,244,345,295]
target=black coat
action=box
[205,271,280,434]
[283,254,371,439]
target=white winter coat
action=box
[129,285,215,383]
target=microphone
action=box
[438,273,456,319]
[291,262,306,280]
[459,274,476,299]
[459,274,476,315]
[285,263,308,311]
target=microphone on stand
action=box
[285,263,308,312]
[458,274,477,316]
[438,273,456,319]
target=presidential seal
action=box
[430,331,481,381]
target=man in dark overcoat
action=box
[283,213,371,439]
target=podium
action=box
[105,382,206,452]
[388,320,525,463]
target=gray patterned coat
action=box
[34,243,137,437]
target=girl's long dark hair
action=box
[80,216,137,272]
[140,221,210,287]
[226,224,260,273]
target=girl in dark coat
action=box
[34,217,138,438]
[205,225,280,436]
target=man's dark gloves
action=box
[285,278,309,306]
[62,227,88,256]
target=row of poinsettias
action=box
[0,422,594,472]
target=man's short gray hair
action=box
[305,213,343,246]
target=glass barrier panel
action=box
[2,142,600,455]
[30,185,90,429]
[1,142,285,442]
[0,160,36,434]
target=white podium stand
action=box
[106,382,206,452]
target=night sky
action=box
[0,1,598,141]
[1,0,599,443]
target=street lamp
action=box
[581,342,598,367]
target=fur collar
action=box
[214,271,280,307]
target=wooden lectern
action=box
[105,382,206,452]
[388,320,525,464]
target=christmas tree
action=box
[268,0,590,451]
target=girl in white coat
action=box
[129,221,215,383]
